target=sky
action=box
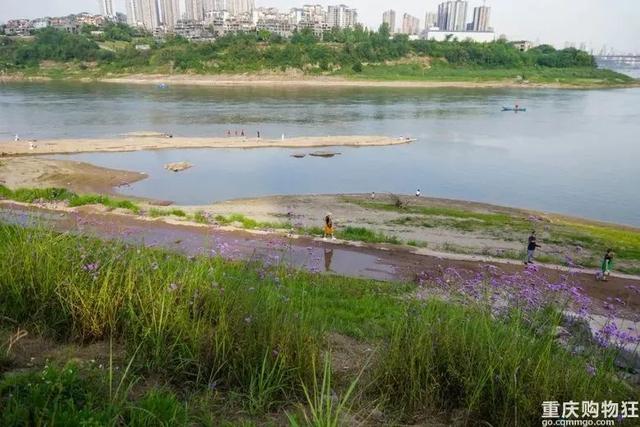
[1,0,639,53]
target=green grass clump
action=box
[0,184,74,203]
[192,210,210,224]
[0,184,140,213]
[149,207,188,218]
[215,213,291,230]
[336,226,401,245]
[0,363,189,426]
[68,194,140,213]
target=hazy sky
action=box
[1,0,639,53]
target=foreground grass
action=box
[0,224,636,425]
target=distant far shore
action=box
[2,73,639,90]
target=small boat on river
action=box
[502,107,527,112]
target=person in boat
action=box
[525,230,541,264]
[600,249,614,281]
[323,213,335,240]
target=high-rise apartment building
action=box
[138,0,160,29]
[424,12,437,30]
[327,5,357,29]
[471,6,490,31]
[99,0,114,17]
[226,0,255,15]
[382,10,396,33]
[401,13,420,35]
[125,0,139,25]
[158,0,180,28]
[186,0,204,21]
[437,1,468,32]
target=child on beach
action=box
[599,249,614,281]
[323,214,335,240]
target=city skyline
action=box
[1,0,639,53]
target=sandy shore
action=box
[3,73,638,89]
[0,157,147,194]
[100,74,640,89]
[0,135,412,157]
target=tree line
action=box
[0,23,596,73]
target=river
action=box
[1,80,639,226]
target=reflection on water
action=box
[2,82,640,226]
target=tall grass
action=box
[0,225,320,397]
[0,224,637,425]
[373,301,631,424]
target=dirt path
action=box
[2,202,638,317]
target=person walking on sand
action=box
[323,213,335,240]
[599,249,614,281]
[525,231,541,264]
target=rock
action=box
[309,151,341,158]
[164,162,192,172]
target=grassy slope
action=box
[0,224,637,425]
[10,59,636,87]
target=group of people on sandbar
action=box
[225,130,261,139]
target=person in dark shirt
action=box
[525,231,541,264]
[600,249,614,281]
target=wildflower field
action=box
[0,224,638,426]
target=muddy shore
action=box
[0,157,146,195]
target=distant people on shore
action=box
[525,231,541,264]
[599,249,615,281]
[14,134,19,142]
[241,130,245,137]
[371,192,376,200]
[257,131,261,139]
[323,213,335,240]
[416,189,421,197]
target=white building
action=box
[471,6,490,32]
[424,29,495,43]
[401,13,420,36]
[424,12,437,30]
[327,5,357,29]
[382,10,396,34]
[138,0,161,30]
[125,0,140,26]
[98,0,115,17]
[185,0,204,22]
[158,0,180,29]
[437,1,468,32]
[227,0,255,15]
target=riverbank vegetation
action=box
[2,185,640,274]
[1,224,638,425]
[0,24,634,85]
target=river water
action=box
[1,79,639,226]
